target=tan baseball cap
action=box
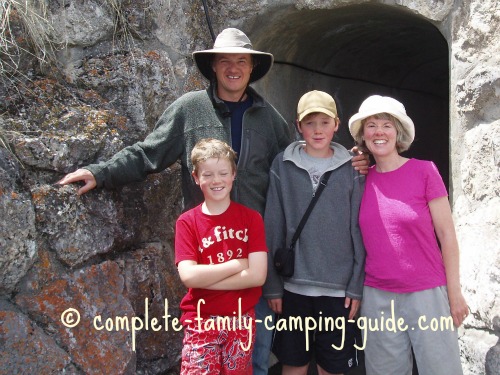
[297,90,338,121]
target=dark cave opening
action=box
[253,3,450,186]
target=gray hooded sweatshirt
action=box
[262,141,366,300]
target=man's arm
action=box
[57,93,193,193]
[351,146,370,175]
[58,127,183,193]
[57,168,97,195]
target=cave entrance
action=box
[253,3,450,186]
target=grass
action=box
[0,1,55,160]
[0,0,137,78]
[0,0,57,74]
[105,0,137,51]
[0,0,137,159]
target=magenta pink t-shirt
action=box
[359,159,448,293]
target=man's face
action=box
[212,53,253,101]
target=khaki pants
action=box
[360,286,463,375]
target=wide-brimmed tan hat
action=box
[192,28,273,83]
[297,90,338,121]
[348,95,415,142]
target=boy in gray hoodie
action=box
[263,90,365,375]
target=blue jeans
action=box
[252,296,275,375]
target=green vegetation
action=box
[0,1,57,160]
[0,0,57,74]
[0,0,135,156]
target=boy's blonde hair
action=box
[191,138,237,175]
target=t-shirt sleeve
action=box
[425,161,448,202]
[247,210,268,254]
[174,214,199,265]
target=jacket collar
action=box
[207,84,266,115]
[283,141,353,171]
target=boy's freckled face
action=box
[298,112,339,157]
[193,158,235,203]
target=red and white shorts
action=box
[181,311,256,375]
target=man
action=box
[59,28,368,374]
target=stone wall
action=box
[0,0,498,374]
[449,1,500,373]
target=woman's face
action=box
[362,116,399,158]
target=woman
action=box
[348,95,468,375]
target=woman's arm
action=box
[177,258,248,289]
[205,251,268,290]
[429,196,469,327]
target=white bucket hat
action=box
[348,95,415,143]
[192,28,274,83]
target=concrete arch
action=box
[252,3,450,185]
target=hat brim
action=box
[348,109,415,142]
[192,48,274,83]
[298,107,337,122]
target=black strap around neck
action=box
[289,170,333,248]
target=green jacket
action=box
[86,85,293,214]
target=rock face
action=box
[0,0,498,374]
[15,261,137,374]
[0,149,37,294]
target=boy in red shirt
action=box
[175,138,268,374]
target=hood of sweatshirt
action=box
[282,140,353,171]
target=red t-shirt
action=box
[175,201,267,325]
